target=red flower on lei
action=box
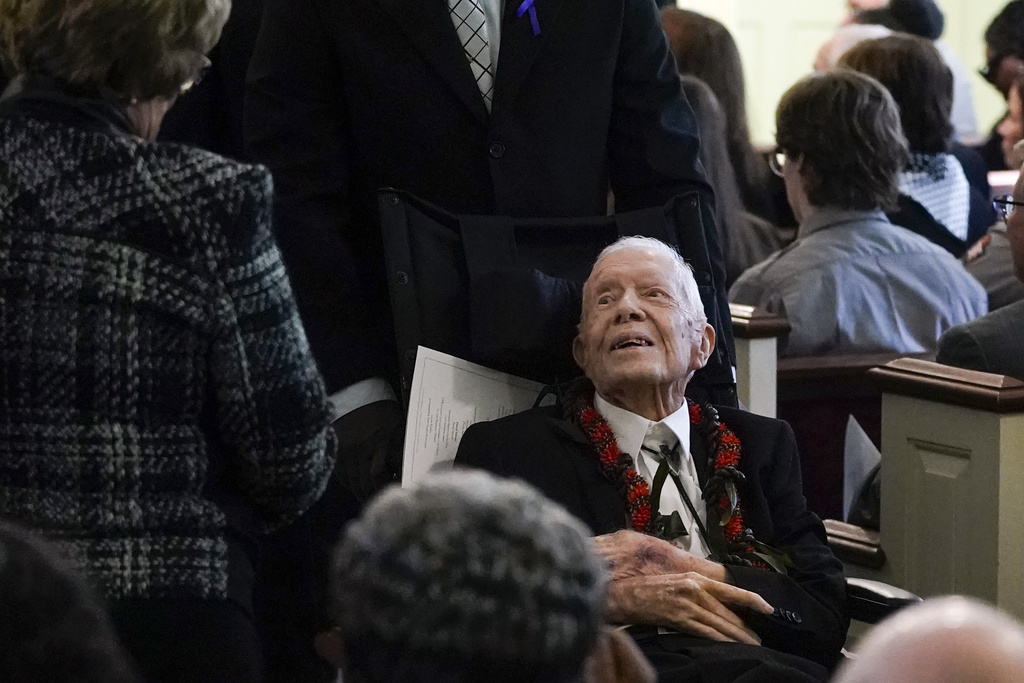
[576,399,751,551]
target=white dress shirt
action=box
[594,394,710,558]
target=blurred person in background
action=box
[963,79,1024,311]
[679,75,790,285]
[939,161,1024,379]
[0,521,139,683]
[978,1,1024,170]
[847,0,978,139]
[833,597,1024,683]
[661,8,776,224]
[840,34,993,251]
[730,70,986,357]
[814,23,891,72]
[0,0,337,681]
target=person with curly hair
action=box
[729,70,985,357]
[331,470,610,683]
[0,0,337,680]
[840,34,993,251]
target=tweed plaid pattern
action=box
[0,114,336,601]
[448,0,495,110]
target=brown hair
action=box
[660,8,769,216]
[839,34,953,154]
[0,0,230,101]
[776,70,908,211]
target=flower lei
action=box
[570,387,790,573]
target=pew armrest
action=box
[824,519,885,569]
[728,303,790,340]
[846,577,922,624]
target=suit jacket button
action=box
[489,142,506,158]
[792,612,802,624]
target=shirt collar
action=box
[593,393,692,459]
[797,206,889,239]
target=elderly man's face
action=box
[573,248,713,398]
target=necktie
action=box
[447,0,495,110]
[641,426,708,553]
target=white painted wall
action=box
[676,0,1011,145]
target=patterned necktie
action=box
[641,427,708,552]
[447,0,495,110]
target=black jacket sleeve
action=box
[936,323,988,374]
[606,0,708,211]
[727,419,848,670]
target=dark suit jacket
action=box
[937,299,1024,380]
[455,404,848,670]
[244,0,714,393]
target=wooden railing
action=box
[869,359,1024,620]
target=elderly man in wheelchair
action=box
[456,235,849,683]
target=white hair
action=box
[584,236,706,329]
[834,597,1024,683]
[815,24,892,71]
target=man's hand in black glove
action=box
[331,400,405,503]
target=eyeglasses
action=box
[768,149,787,178]
[993,195,1024,221]
[180,56,212,95]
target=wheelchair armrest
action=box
[847,577,922,624]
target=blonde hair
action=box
[0,0,230,100]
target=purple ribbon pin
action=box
[517,0,540,36]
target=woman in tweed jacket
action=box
[0,0,337,680]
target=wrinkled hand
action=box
[606,573,773,646]
[594,530,722,582]
[331,399,405,503]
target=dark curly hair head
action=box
[839,34,954,155]
[333,470,607,683]
[776,69,908,212]
[986,1,1024,61]
[0,522,138,683]
[0,0,230,101]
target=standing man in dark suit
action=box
[457,237,847,682]
[244,0,718,501]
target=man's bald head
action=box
[834,597,1024,683]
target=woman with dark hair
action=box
[660,8,775,224]
[730,70,985,356]
[678,75,791,284]
[0,0,337,681]
[840,34,992,252]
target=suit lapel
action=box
[372,0,489,123]
[492,0,563,112]
[546,415,627,534]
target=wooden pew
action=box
[777,352,930,521]
[869,359,1024,620]
[729,303,789,419]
